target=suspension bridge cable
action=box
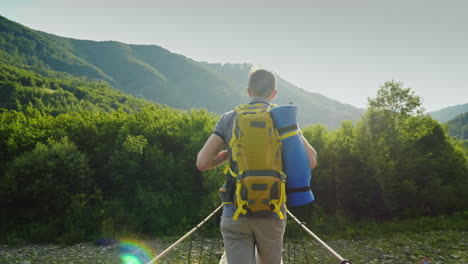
[198,237,205,263]
[208,239,215,264]
[293,240,296,264]
[187,235,193,264]
[300,239,309,264]
[147,204,223,264]
[148,204,352,264]
[287,210,353,264]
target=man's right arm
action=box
[196,134,227,172]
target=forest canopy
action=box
[1,72,466,243]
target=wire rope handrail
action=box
[148,204,353,264]
[147,204,223,264]
[287,210,352,264]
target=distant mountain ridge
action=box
[204,63,362,126]
[428,103,468,123]
[0,14,363,128]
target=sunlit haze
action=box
[2,0,467,111]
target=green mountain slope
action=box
[429,103,468,123]
[0,64,152,114]
[447,112,468,140]
[0,14,362,128]
[0,17,112,82]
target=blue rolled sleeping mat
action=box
[270,105,315,206]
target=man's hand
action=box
[215,150,228,161]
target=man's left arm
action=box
[299,132,317,169]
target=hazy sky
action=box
[2,0,467,111]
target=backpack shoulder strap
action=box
[234,104,249,113]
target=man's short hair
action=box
[248,69,276,97]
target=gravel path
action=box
[0,231,466,263]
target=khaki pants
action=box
[220,216,286,264]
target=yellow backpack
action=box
[221,103,287,220]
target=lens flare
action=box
[120,239,153,264]
[121,254,142,264]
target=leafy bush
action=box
[3,137,93,219]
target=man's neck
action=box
[249,96,271,104]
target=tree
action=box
[368,81,424,117]
[2,137,93,219]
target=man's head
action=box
[247,69,277,100]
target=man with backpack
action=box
[197,69,317,264]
